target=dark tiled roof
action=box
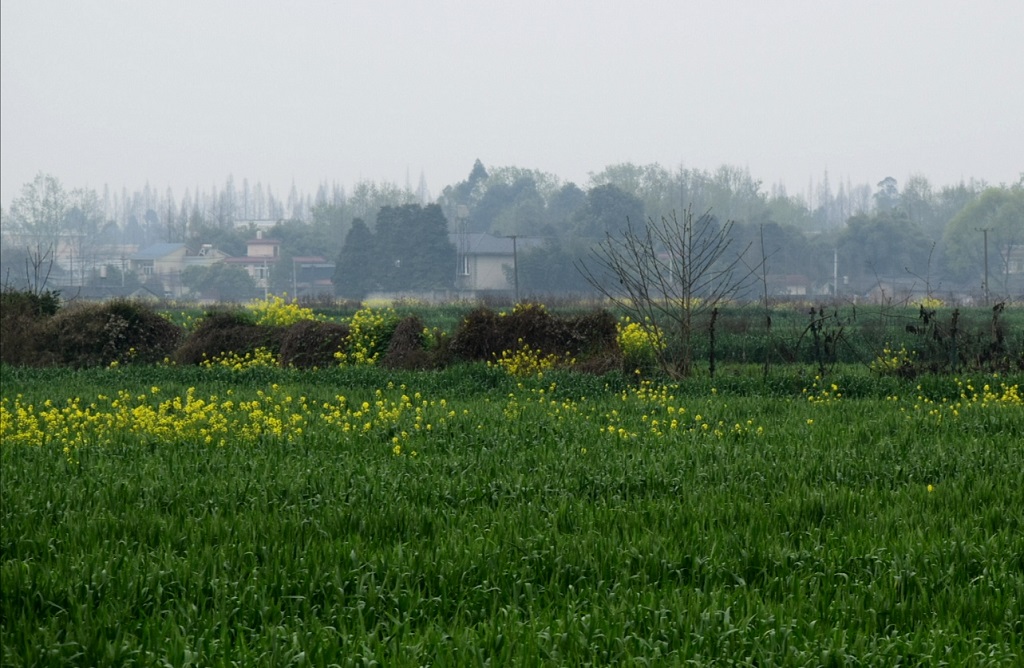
[448,233,546,255]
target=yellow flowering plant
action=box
[870,344,916,376]
[200,347,279,371]
[247,294,320,327]
[489,340,574,378]
[335,307,399,366]
[616,317,665,374]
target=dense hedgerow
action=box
[0,288,61,365]
[173,309,286,366]
[1,291,182,368]
[450,304,619,372]
[381,315,436,370]
[3,293,1022,379]
[278,319,350,369]
[37,299,182,368]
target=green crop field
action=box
[2,362,1022,666]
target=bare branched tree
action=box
[578,207,760,378]
[24,243,56,294]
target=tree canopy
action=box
[181,263,256,302]
[333,204,456,297]
[943,186,1024,293]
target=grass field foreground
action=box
[2,364,1023,665]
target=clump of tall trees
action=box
[333,204,456,299]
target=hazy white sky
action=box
[2,0,1022,208]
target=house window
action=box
[142,265,153,276]
[459,255,471,276]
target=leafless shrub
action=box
[578,207,761,377]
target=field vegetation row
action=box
[2,289,1022,378]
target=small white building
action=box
[450,232,545,296]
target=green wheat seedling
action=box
[2,363,1022,665]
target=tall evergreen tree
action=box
[373,204,456,291]
[333,219,376,299]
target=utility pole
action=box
[977,227,990,305]
[833,248,839,299]
[505,235,519,304]
[456,204,469,287]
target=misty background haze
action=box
[2,1,1022,303]
[3,1,1022,201]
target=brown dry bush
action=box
[174,310,286,366]
[35,299,182,368]
[563,310,622,373]
[382,316,435,370]
[0,289,61,366]
[565,310,619,352]
[0,314,41,366]
[448,307,505,361]
[279,320,350,369]
[449,304,620,372]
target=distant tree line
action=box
[2,162,1022,301]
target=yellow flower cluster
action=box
[616,317,665,358]
[319,385,450,456]
[601,380,763,441]
[334,307,398,366]
[870,345,916,375]
[200,347,279,370]
[247,294,319,326]
[161,310,202,330]
[802,377,843,404]
[498,381,584,429]
[616,317,665,375]
[511,302,546,315]
[900,377,1022,424]
[489,341,573,378]
[917,296,944,309]
[0,385,310,453]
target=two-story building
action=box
[223,232,281,295]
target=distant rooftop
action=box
[130,243,186,260]
[449,233,546,255]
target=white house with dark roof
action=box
[449,232,545,295]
